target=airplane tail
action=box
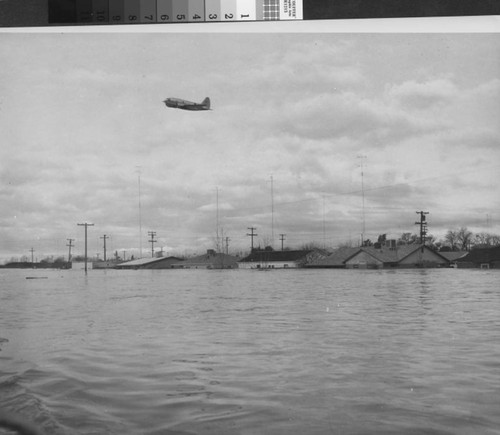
[201,97,210,109]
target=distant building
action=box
[114,256,184,270]
[454,246,500,269]
[176,250,239,269]
[306,247,361,268]
[308,243,450,269]
[438,251,468,266]
[92,260,124,269]
[239,249,328,269]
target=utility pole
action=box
[30,247,35,266]
[247,227,257,252]
[77,223,94,273]
[415,211,429,252]
[100,234,109,261]
[148,231,157,258]
[279,234,286,251]
[66,238,74,263]
[225,236,230,255]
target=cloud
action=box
[0,33,499,261]
[387,78,458,110]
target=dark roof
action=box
[239,250,312,263]
[439,251,468,261]
[456,246,500,264]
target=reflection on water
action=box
[1,269,499,434]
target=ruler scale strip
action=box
[48,0,302,24]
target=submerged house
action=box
[176,250,239,269]
[238,249,328,269]
[308,242,450,269]
[306,247,361,268]
[454,246,500,269]
[114,256,184,270]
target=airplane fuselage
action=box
[163,97,210,111]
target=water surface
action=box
[1,268,499,434]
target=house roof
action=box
[356,245,419,263]
[117,256,182,267]
[354,245,450,263]
[439,251,468,261]
[456,246,500,263]
[307,247,360,267]
[308,244,450,267]
[239,250,312,263]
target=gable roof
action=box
[354,245,450,264]
[308,244,450,267]
[439,251,468,261]
[307,247,360,267]
[116,256,183,267]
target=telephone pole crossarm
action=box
[246,227,257,252]
[415,211,429,252]
[66,238,75,263]
[148,231,157,258]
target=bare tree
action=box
[398,232,419,245]
[444,230,459,251]
[456,227,473,251]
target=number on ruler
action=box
[192,14,201,20]
[225,13,233,19]
[208,13,217,19]
[176,14,186,20]
[144,15,153,20]
[112,15,121,21]
[160,14,169,21]
[95,10,106,21]
[129,15,138,21]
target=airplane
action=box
[163,97,211,111]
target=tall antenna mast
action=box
[322,195,326,248]
[357,155,367,246]
[270,175,274,247]
[136,166,142,258]
[216,186,219,252]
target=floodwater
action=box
[0,268,499,435]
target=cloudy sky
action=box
[0,31,499,261]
